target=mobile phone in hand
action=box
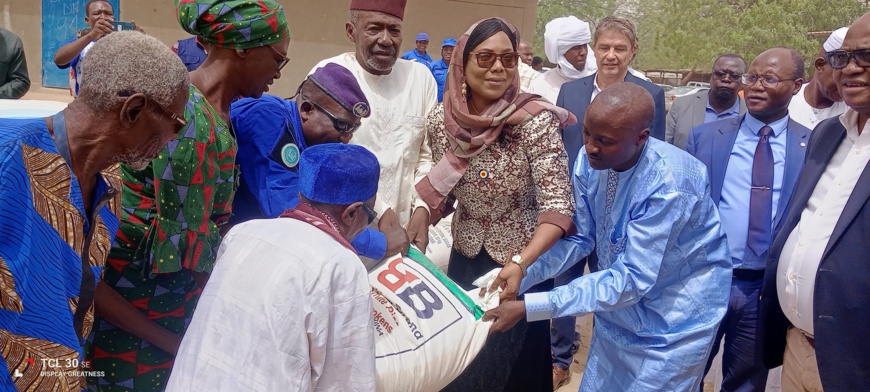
[110,21,136,31]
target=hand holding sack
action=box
[370,247,499,392]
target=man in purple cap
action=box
[429,37,456,102]
[229,62,410,260]
[402,32,433,65]
[310,0,437,256]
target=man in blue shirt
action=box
[483,82,731,391]
[428,38,455,102]
[0,31,189,390]
[687,47,810,392]
[54,0,115,96]
[401,32,433,66]
[231,63,410,260]
[667,54,747,150]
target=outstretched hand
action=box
[482,262,523,303]
[482,300,526,334]
[378,208,400,231]
[406,207,430,252]
[383,225,410,257]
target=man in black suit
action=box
[759,12,870,392]
[556,15,665,171]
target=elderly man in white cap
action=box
[528,16,597,104]
[787,27,849,130]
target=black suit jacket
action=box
[759,117,870,391]
[556,72,666,170]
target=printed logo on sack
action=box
[373,256,467,357]
[377,257,444,319]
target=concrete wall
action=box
[5,0,537,97]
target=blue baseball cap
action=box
[441,38,457,48]
[416,32,429,41]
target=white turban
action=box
[544,16,597,80]
[823,27,849,52]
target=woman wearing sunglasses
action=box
[86,1,291,391]
[416,18,578,392]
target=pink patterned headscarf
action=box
[415,17,577,212]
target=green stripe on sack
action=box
[407,247,485,320]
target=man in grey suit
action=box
[667,54,747,149]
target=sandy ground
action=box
[20,86,74,103]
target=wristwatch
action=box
[511,254,528,277]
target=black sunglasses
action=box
[361,203,377,224]
[825,48,870,70]
[301,95,361,134]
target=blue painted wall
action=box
[41,0,121,88]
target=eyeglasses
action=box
[361,203,377,224]
[118,91,187,130]
[267,44,290,72]
[712,70,742,81]
[824,49,870,70]
[741,74,796,89]
[300,94,360,134]
[468,51,520,69]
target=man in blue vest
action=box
[401,32,433,65]
[230,62,410,260]
[428,38,455,102]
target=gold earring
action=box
[461,81,467,96]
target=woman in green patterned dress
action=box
[85,1,290,391]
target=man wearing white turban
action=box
[787,27,849,129]
[528,16,598,103]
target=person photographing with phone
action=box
[54,0,142,96]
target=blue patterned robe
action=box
[0,117,120,391]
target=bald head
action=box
[583,83,652,171]
[588,82,654,132]
[744,47,804,123]
[518,40,533,65]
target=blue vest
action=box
[177,37,207,72]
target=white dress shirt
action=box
[787,84,847,130]
[777,108,870,335]
[309,54,436,226]
[166,218,375,392]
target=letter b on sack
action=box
[377,258,444,319]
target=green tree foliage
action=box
[535,0,866,74]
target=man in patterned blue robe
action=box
[485,82,732,391]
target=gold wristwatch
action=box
[511,254,528,277]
